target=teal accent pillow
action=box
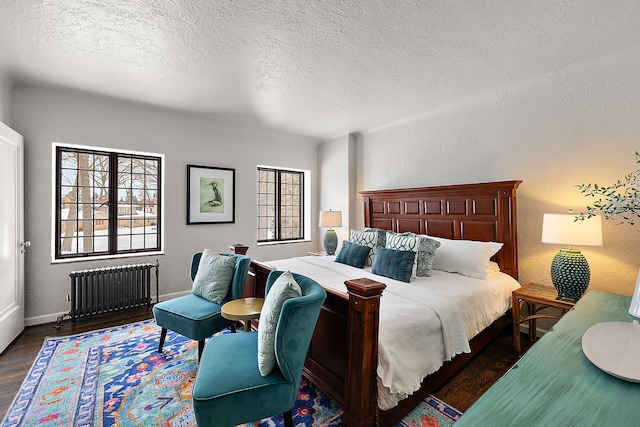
[257,271,302,376]
[335,240,371,269]
[386,232,421,279]
[191,249,237,304]
[372,247,416,283]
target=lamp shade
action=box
[319,210,342,228]
[541,213,603,247]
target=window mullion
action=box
[275,170,282,240]
[299,172,304,237]
[108,153,118,254]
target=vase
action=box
[323,228,338,255]
[550,248,590,301]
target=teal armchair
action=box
[152,252,251,360]
[192,271,327,427]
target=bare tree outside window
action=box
[55,145,163,260]
[257,167,304,242]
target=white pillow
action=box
[430,237,503,279]
[385,232,420,279]
[487,261,501,274]
[350,230,378,266]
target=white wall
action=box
[12,85,318,324]
[352,45,640,296]
[318,133,356,253]
[0,74,11,125]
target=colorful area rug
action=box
[2,320,460,427]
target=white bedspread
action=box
[266,256,520,409]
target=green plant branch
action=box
[576,151,640,225]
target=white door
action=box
[0,121,25,354]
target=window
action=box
[54,144,163,260]
[257,167,305,242]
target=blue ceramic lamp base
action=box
[323,229,338,255]
[550,248,590,302]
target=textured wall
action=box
[318,134,357,253]
[0,75,11,125]
[12,85,318,324]
[354,45,640,297]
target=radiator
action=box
[57,260,159,327]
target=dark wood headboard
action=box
[360,180,522,280]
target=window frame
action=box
[257,166,307,243]
[52,143,165,262]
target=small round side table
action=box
[221,297,264,332]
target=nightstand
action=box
[512,282,575,356]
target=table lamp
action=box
[319,209,342,255]
[541,212,603,301]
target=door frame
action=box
[0,121,25,354]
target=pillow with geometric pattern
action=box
[399,233,441,277]
[385,232,421,279]
[350,229,378,266]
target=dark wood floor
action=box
[433,329,532,412]
[0,307,532,418]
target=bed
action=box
[245,180,522,426]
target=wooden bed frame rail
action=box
[247,180,521,426]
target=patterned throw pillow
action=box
[364,228,388,249]
[191,249,237,304]
[401,233,441,277]
[385,232,421,279]
[371,247,416,283]
[257,271,302,376]
[335,240,371,269]
[350,230,378,266]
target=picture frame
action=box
[187,164,235,224]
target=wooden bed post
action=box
[343,278,386,427]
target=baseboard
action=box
[157,290,190,302]
[25,311,69,327]
[519,322,550,338]
[24,290,191,327]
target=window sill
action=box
[51,250,164,264]
[257,240,311,247]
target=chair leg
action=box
[230,323,237,333]
[283,410,293,427]
[198,340,205,361]
[158,328,168,353]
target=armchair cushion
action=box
[192,248,237,304]
[153,294,225,340]
[193,332,293,424]
[257,271,301,376]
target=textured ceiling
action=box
[1,1,639,140]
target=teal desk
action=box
[455,290,640,427]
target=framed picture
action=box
[187,164,235,224]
